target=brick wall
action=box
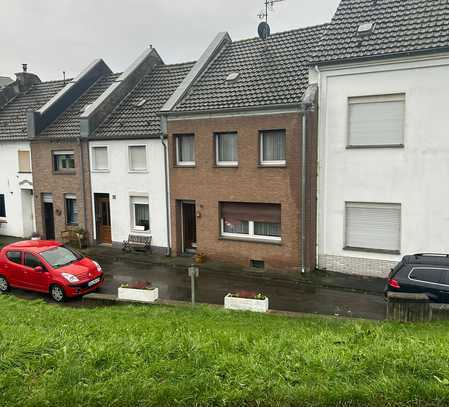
[167,111,317,272]
[318,254,395,278]
[31,139,94,243]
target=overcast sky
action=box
[1,0,339,81]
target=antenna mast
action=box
[258,0,286,23]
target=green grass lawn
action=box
[1,296,449,407]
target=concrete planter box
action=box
[118,287,159,303]
[224,294,269,313]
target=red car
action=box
[0,240,104,302]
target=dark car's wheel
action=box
[50,285,65,302]
[0,276,10,293]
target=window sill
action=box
[66,223,78,227]
[53,171,76,175]
[220,235,282,245]
[257,163,287,168]
[215,164,239,168]
[346,144,404,150]
[18,171,32,174]
[343,246,400,255]
[128,170,148,174]
[0,219,7,224]
[92,169,110,173]
[174,164,196,168]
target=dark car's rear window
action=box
[409,268,444,284]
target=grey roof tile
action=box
[0,80,67,141]
[39,73,121,138]
[174,24,327,113]
[92,62,195,139]
[313,0,449,64]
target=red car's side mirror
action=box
[34,266,44,273]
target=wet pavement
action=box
[7,255,387,320]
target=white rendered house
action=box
[312,0,449,277]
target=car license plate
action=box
[88,277,100,287]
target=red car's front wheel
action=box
[0,276,9,293]
[50,284,65,302]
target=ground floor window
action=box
[345,202,401,253]
[0,194,5,218]
[131,196,150,232]
[65,194,78,225]
[220,202,281,242]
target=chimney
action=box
[15,64,41,92]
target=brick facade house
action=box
[161,26,324,271]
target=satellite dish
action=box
[258,21,271,40]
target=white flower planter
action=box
[224,294,269,313]
[118,287,159,303]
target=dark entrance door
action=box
[43,202,55,240]
[95,194,112,244]
[182,201,197,253]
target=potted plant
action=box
[31,232,41,241]
[194,252,207,264]
[224,290,269,313]
[118,281,159,303]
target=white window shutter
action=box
[349,95,405,146]
[345,203,401,252]
[129,146,147,171]
[93,147,108,170]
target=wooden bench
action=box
[122,234,152,253]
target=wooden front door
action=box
[95,195,112,244]
[182,202,197,253]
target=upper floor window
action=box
[128,145,147,172]
[92,146,109,171]
[0,194,6,218]
[345,202,401,254]
[53,151,75,172]
[260,130,286,166]
[215,132,238,167]
[18,150,31,173]
[348,94,405,148]
[176,134,195,166]
[65,194,78,225]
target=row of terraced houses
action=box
[1,0,449,277]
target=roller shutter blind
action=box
[345,202,401,252]
[93,147,108,170]
[129,146,147,171]
[349,95,405,146]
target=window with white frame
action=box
[0,194,6,219]
[348,94,405,147]
[53,151,75,172]
[220,202,281,242]
[131,196,150,232]
[65,194,78,225]
[176,134,195,166]
[260,130,286,165]
[345,202,401,253]
[216,132,238,166]
[92,146,109,171]
[128,145,147,172]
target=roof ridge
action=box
[232,22,330,45]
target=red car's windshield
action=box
[40,246,83,269]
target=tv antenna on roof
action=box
[257,0,286,40]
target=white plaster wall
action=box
[316,55,449,276]
[0,141,35,238]
[89,139,168,249]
